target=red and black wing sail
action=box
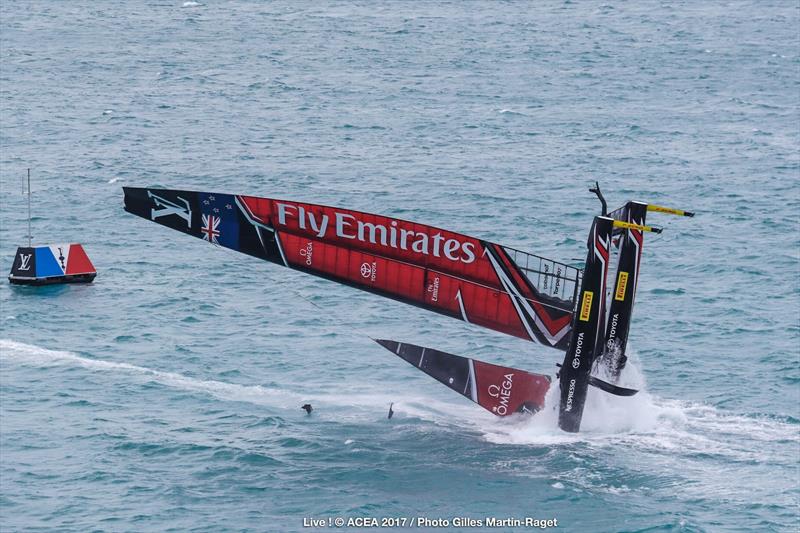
[374,339,550,415]
[123,187,579,350]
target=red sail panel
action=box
[473,359,550,415]
[280,232,426,301]
[239,196,502,291]
[65,244,96,275]
[278,232,536,341]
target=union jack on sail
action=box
[201,214,220,244]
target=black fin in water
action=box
[588,376,638,396]
[301,403,313,414]
[388,403,394,419]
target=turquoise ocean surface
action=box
[1,2,798,531]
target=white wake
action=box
[2,339,796,458]
[0,339,295,407]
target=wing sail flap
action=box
[374,339,550,415]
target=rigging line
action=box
[647,217,678,245]
[257,269,381,345]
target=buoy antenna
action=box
[25,169,31,247]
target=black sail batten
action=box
[375,340,475,401]
[558,216,614,433]
[598,201,647,380]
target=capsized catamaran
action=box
[123,186,691,432]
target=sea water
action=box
[1,2,798,531]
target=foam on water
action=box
[5,337,796,523]
[4,338,795,464]
[0,339,297,408]
[2,334,798,530]
[0,338,507,423]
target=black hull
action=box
[599,201,647,380]
[558,216,613,433]
[9,273,96,286]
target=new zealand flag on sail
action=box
[199,193,239,250]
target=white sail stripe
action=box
[593,234,609,344]
[419,347,426,367]
[595,234,610,261]
[486,249,570,345]
[467,358,478,402]
[235,196,278,261]
[490,253,557,344]
[486,252,538,342]
[274,231,289,267]
[541,315,572,345]
[235,196,275,233]
[594,231,609,342]
[254,227,267,252]
[495,253,570,345]
[456,288,470,323]
[504,263,572,343]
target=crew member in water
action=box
[302,404,312,414]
